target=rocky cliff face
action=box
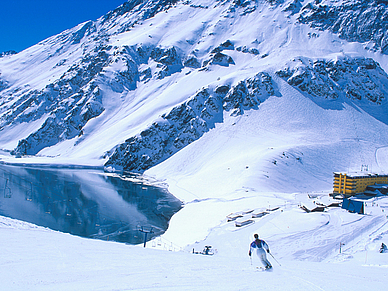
[276,57,388,104]
[106,53,388,173]
[101,0,180,34]
[105,72,276,172]
[7,46,111,155]
[6,37,237,156]
[297,0,388,54]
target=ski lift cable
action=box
[350,108,369,171]
[0,167,172,244]
[0,168,40,193]
[0,167,160,202]
[3,178,12,198]
[0,167,98,203]
[149,234,182,251]
[0,177,136,236]
[0,167,157,208]
[0,169,132,218]
[0,168,167,222]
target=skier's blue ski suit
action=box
[249,237,272,269]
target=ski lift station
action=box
[333,172,388,214]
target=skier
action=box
[249,233,272,270]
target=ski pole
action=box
[250,256,252,265]
[269,252,281,266]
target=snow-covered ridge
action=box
[100,0,180,34]
[1,0,388,174]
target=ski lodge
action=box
[333,172,388,197]
[333,172,388,214]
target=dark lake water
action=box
[0,164,182,244]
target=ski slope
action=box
[1,0,388,289]
[1,205,387,291]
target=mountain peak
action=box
[1,0,388,192]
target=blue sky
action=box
[0,0,126,53]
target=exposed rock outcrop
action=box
[276,57,388,104]
[297,0,388,54]
[105,72,276,172]
[0,50,17,58]
[101,0,180,33]
[4,43,199,155]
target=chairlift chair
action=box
[25,182,33,201]
[45,199,51,214]
[4,179,12,198]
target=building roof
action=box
[333,172,388,178]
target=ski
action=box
[256,266,273,272]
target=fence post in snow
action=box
[339,242,345,253]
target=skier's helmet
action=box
[254,234,259,239]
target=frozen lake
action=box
[0,164,182,244]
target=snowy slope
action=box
[1,1,388,289]
[1,0,388,169]
[1,199,388,291]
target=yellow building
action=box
[333,172,388,196]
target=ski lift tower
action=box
[138,226,153,248]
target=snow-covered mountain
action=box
[1,0,388,192]
[2,2,388,289]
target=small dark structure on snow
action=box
[342,198,365,214]
[341,184,388,214]
[364,184,388,196]
[299,204,326,213]
[235,219,254,227]
[380,243,387,253]
[193,245,215,255]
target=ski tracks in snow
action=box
[272,209,387,262]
